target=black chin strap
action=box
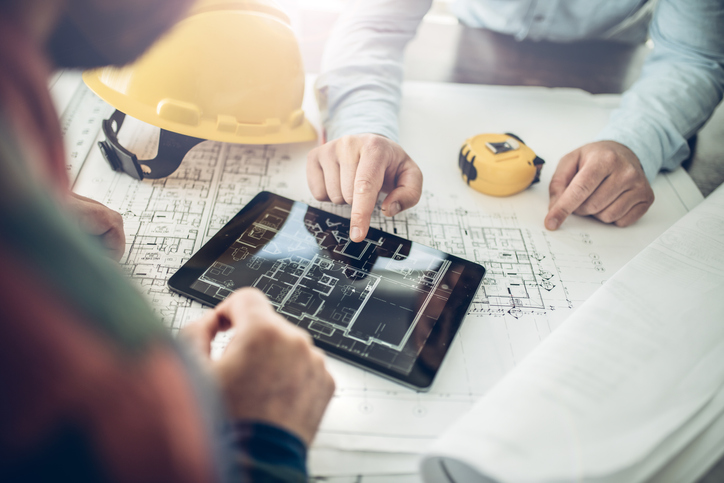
[98,110,205,180]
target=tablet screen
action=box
[170,192,485,389]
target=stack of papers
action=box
[422,183,724,482]
[56,68,718,481]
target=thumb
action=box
[381,161,423,217]
[181,307,229,360]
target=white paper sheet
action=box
[313,82,704,455]
[62,72,705,477]
[421,183,724,483]
[309,448,420,476]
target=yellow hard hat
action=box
[459,133,544,197]
[83,0,317,179]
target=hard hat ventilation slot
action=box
[288,109,305,128]
[236,118,281,136]
[217,115,237,133]
[157,99,201,126]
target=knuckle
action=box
[235,287,265,304]
[310,187,327,201]
[318,154,339,169]
[330,194,346,205]
[565,183,592,209]
[354,177,375,195]
[582,199,605,215]
[341,184,355,205]
[232,290,271,317]
[349,212,368,227]
[365,134,386,149]
[112,212,124,229]
[362,135,390,158]
[597,211,616,224]
[325,371,336,394]
[248,322,283,347]
[338,135,357,154]
[615,218,631,228]
[598,150,618,168]
[549,179,565,196]
[621,165,638,182]
[574,205,592,216]
[295,328,314,347]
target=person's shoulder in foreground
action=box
[310,0,724,239]
[0,1,334,482]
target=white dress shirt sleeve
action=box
[314,0,432,142]
[594,0,724,183]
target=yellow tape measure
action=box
[458,133,545,197]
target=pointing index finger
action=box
[545,164,607,230]
[548,150,581,210]
[349,154,386,242]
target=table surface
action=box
[297,11,724,198]
[295,8,724,482]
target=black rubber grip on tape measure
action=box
[459,147,477,183]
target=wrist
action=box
[231,420,308,476]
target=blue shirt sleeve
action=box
[229,421,308,483]
[315,0,433,143]
[594,0,724,183]
[315,0,653,144]
[173,341,308,483]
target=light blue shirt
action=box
[315,0,724,183]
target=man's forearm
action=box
[594,0,724,182]
[315,0,432,142]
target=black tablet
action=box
[169,191,485,390]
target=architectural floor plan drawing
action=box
[64,73,705,480]
[71,113,700,459]
[190,201,455,374]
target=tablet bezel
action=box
[168,191,485,390]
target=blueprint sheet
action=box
[60,72,704,480]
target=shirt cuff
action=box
[324,100,400,143]
[593,114,690,184]
[231,420,308,482]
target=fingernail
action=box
[546,217,560,230]
[387,201,401,217]
[350,227,361,241]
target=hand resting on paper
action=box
[67,193,126,261]
[307,133,423,243]
[181,288,336,445]
[545,141,655,230]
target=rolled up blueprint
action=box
[421,183,724,483]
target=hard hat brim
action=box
[83,69,318,145]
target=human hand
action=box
[545,141,654,230]
[67,193,126,261]
[307,134,423,242]
[181,288,335,446]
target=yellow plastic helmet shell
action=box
[83,0,317,145]
[458,133,544,197]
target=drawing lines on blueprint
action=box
[319,191,606,322]
[72,124,609,450]
[74,131,299,332]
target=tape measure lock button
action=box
[459,133,545,197]
[485,138,519,155]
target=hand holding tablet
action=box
[170,191,485,390]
